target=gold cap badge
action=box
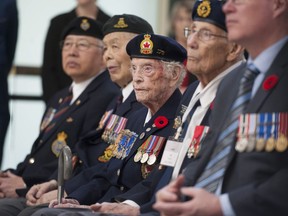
[80,19,90,31]
[197,0,211,18]
[140,34,153,55]
[114,18,128,28]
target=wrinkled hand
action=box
[91,202,140,216]
[26,180,58,206]
[49,198,88,209]
[153,175,223,216]
[0,171,25,198]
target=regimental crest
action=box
[140,34,153,54]
[197,0,211,18]
[114,17,128,28]
[80,19,90,31]
[51,132,68,157]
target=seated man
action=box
[31,33,187,215]
[154,0,288,216]
[0,16,120,214]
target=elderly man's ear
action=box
[170,66,182,87]
[226,43,245,62]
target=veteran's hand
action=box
[26,180,58,206]
[91,202,140,216]
[154,175,223,216]
[49,198,82,208]
[0,171,25,198]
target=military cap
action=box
[102,14,154,36]
[192,0,227,32]
[61,16,103,40]
[126,33,187,63]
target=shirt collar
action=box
[248,36,288,74]
[122,82,133,103]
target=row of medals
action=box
[134,150,157,165]
[236,134,288,153]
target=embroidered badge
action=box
[114,17,128,28]
[140,34,153,54]
[197,0,211,18]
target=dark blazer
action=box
[115,81,212,214]
[0,0,18,166]
[41,8,110,103]
[64,89,182,205]
[75,91,143,169]
[10,71,119,189]
[184,41,288,216]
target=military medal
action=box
[246,114,257,152]
[147,136,165,165]
[173,105,187,140]
[187,126,209,158]
[275,113,288,152]
[134,151,143,162]
[51,132,68,157]
[96,110,113,130]
[40,108,56,131]
[235,114,249,152]
[265,113,275,152]
[256,113,266,152]
[140,136,153,163]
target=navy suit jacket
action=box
[184,41,288,216]
[11,71,119,188]
[115,81,212,214]
[64,89,182,205]
[74,91,143,170]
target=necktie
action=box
[195,64,260,193]
[180,100,201,139]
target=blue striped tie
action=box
[194,64,260,193]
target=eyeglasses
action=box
[60,39,104,51]
[130,64,162,76]
[184,27,227,41]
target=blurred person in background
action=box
[0,0,18,168]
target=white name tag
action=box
[160,140,182,167]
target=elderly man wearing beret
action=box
[28,33,187,216]
[0,16,120,215]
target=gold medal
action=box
[255,138,266,152]
[276,134,288,152]
[265,137,276,152]
[51,132,68,157]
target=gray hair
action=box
[161,60,186,88]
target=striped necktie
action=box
[194,63,260,193]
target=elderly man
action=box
[0,17,120,215]
[154,0,288,216]
[85,1,244,215]
[30,33,186,216]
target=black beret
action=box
[61,16,103,40]
[192,0,227,32]
[102,14,154,36]
[126,33,187,63]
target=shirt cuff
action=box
[122,200,140,208]
[219,193,236,216]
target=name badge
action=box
[160,139,182,167]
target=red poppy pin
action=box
[154,116,168,129]
[262,75,279,91]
